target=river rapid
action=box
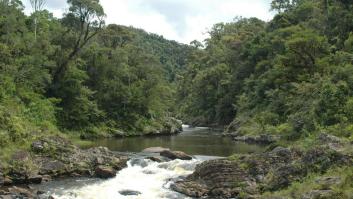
[36,126,264,199]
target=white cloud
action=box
[23,0,274,44]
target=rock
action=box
[8,186,34,198]
[130,159,149,168]
[318,133,345,151]
[315,176,341,188]
[142,170,156,174]
[39,159,67,176]
[11,151,30,162]
[171,181,208,198]
[28,175,43,184]
[31,141,45,153]
[95,166,116,179]
[172,145,352,199]
[302,190,336,199]
[233,134,279,144]
[119,190,142,196]
[3,177,13,186]
[147,156,164,163]
[318,133,342,144]
[142,147,170,153]
[0,173,4,186]
[160,150,192,160]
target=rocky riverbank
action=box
[0,136,129,198]
[171,133,353,199]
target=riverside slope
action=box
[171,133,353,199]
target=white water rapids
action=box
[39,157,210,199]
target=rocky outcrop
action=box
[171,135,352,198]
[160,150,193,160]
[0,136,128,193]
[0,185,46,199]
[0,136,129,198]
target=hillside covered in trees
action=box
[178,0,353,143]
[0,0,195,154]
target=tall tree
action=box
[53,0,105,85]
[29,0,46,40]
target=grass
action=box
[262,166,353,199]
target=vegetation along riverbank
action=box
[1,0,353,198]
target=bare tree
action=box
[30,0,46,40]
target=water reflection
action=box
[86,127,264,156]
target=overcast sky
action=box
[24,0,274,44]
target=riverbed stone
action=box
[119,190,142,196]
[160,150,192,160]
[95,166,116,179]
[28,175,43,184]
[147,156,164,163]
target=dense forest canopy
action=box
[1,0,353,152]
[0,0,191,150]
[178,0,353,142]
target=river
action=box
[36,126,264,199]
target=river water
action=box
[37,126,264,199]
[84,125,263,157]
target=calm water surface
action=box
[86,126,264,157]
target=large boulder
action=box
[95,166,116,179]
[160,150,192,160]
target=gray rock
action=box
[315,176,341,187]
[160,150,192,160]
[146,156,164,163]
[39,159,66,176]
[31,141,45,153]
[0,173,3,186]
[301,190,336,199]
[171,181,208,198]
[119,190,142,196]
[130,158,149,168]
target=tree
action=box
[53,0,105,85]
[29,0,46,40]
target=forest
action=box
[0,0,353,198]
[178,0,353,143]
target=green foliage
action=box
[177,0,353,142]
[0,0,188,152]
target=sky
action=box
[24,0,275,44]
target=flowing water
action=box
[36,126,265,199]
